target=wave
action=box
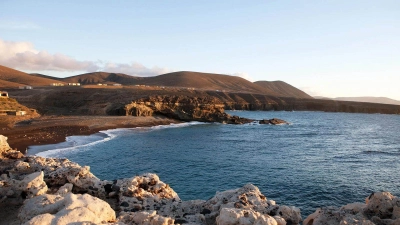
[33,121,207,158]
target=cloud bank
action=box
[0,39,172,77]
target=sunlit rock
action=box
[19,192,116,224]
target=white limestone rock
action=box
[365,192,395,219]
[304,192,400,225]
[18,171,48,198]
[0,135,23,159]
[117,173,180,212]
[0,171,48,199]
[216,208,278,225]
[0,134,11,159]
[56,183,73,196]
[117,210,174,225]
[19,192,116,224]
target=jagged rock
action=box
[0,135,23,159]
[303,192,400,225]
[117,173,180,213]
[19,192,116,224]
[117,210,174,225]
[202,184,301,225]
[365,192,396,219]
[216,208,278,225]
[123,96,254,124]
[0,171,47,200]
[259,118,288,125]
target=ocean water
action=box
[28,111,400,216]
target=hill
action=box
[60,72,144,85]
[334,97,400,105]
[254,81,312,99]
[0,65,64,87]
[138,71,278,94]
[0,65,311,98]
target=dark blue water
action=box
[30,111,400,216]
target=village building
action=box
[0,91,8,98]
[113,83,122,86]
[19,86,33,89]
[51,83,65,86]
[0,110,27,116]
[68,83,81,86]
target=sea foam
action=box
[31,121,206,158]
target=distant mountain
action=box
[254,81,312,99]
[60,72,144,85]
[138,71,277,94]
[0,64,311,98]
[334,97,400,105]
[0,65,64,87]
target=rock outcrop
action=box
[259,118,288,125]
[0,135,301,225]
[0,135,23,159]
[123,96,254,124]
[2,135,400,225]
[303,192,400,225]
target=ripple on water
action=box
[31,111,400,216]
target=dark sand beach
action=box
[0,116,180,154]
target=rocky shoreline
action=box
[1,135,400,225]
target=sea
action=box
[27,111,400,216]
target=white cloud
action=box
[0,39,171,76]
[102,62,172,77]
[232,72,253,81]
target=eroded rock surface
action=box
[303,192,400,225]
[123,95,254,124]
[259,118,288,125]
[19,192,116,224]
[0,135,23,159]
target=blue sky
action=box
[1,0,399,100]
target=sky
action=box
[0,0,399,100]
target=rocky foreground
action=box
[1,135,399,225]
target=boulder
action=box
[0,135,23,159]
[19,192,116,224]
[303,192,400,225]
[117,210,174,225]
[259,118,288,125]
[0,171,47,200]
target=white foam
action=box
[34,121,207,158]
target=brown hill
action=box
[0,79,22,88]
[334,97,400,105]
[254,81,312,99]
[60,72,144,85]
[0,65,64,86]
[138,71,278,94]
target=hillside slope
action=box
[0,65,64,86]
[60,72,144,85]
[334,97,400,105]
[138,71,278,94]
[254,81,312,99]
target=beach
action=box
[0,115,180,154]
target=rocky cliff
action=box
[1,135,399,225]
[119,95,254,124]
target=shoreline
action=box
[0,115,181,154]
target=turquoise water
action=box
[29,111,400,216]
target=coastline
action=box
[0,115,181,154]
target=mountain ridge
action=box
[1,64,310,99]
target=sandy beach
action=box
[0,116,180,154]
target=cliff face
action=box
[8,88,400,116]
[121,95,254,124]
